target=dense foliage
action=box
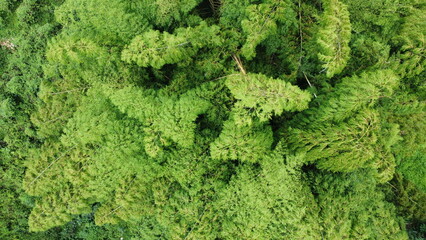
[1,0,425,239]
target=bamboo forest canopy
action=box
[0,0,425,239]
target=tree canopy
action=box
[0,0,425,239]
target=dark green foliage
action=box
[399,152,426,192]
[312,170,408,239]
[385,93,426,191]
[389,174,426,222]
[1,0,425,238]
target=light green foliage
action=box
[45,36,130,85]
[316,0,352,77]
[30,79,85,139]
[241,3,276,57]
[222,0,297,61]
[23,89,158,231]
[287,110,380,172]
[102,85,157,122]
[370,122,401,183]
[216,156,322,239]
[154,90,211,147]
[28,192,73,232]
[55,0,149,43]
[291,69,399,127]
[241,2,279,60]
[94,175,154,225]
[1,0,424,238]
[337,0,422,80]
[393,5,426,78]
[122,30,193,69]
[210,116,273,163]
[286,70,400,173]
[105,84,211,157]
[153,0,201,27]
[146,147,224,239]
[22,142,69,196]
[89,143,227,239]
[122,22,221,69]
[226,73,311,123]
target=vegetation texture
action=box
[1,0,425,239]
